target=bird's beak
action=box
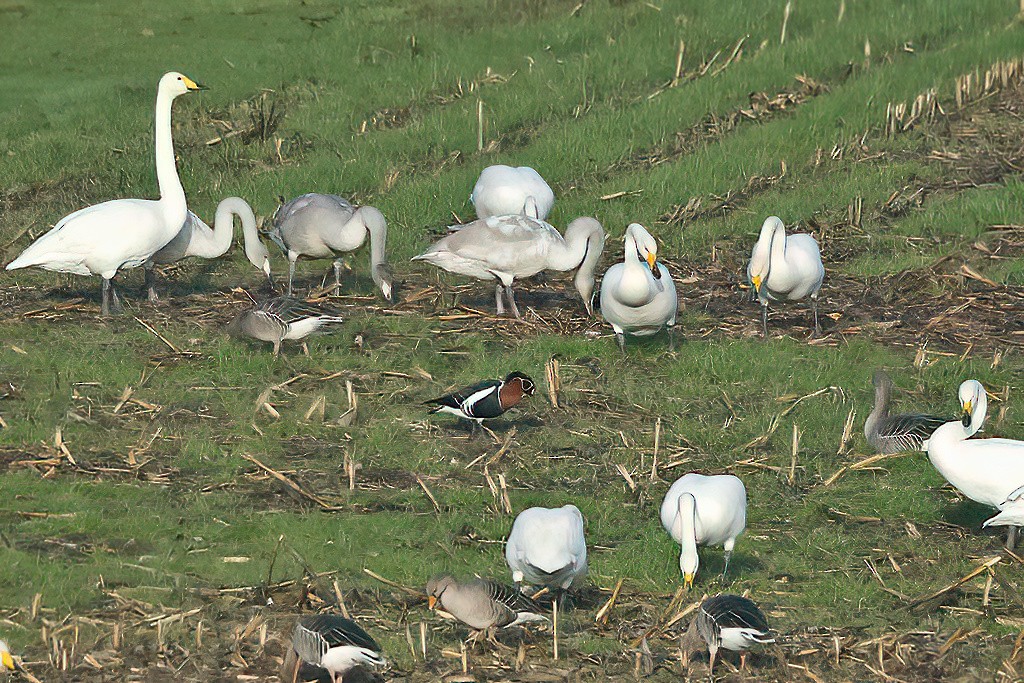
[961,402,973,428]
[751,275,763,293]
[183,76,207,91]
[1,651,13,671]
[683,573,694,590]
[427,596,437,610]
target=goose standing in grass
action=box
[225,296,344,356]
[599,223,678,352]
[746,216,824,336]
[865,369,948,454]
[682,594,774,673]
[927,379,1024,548]
[426,575,548,646]
[470,165,555,220]
[660,473,746,588]
[269,193,393,301]
[425,372,536,432]
[286,614,385,683]
[145,197,273,301]
[0,640,13,672]
[412,215,605,318]
[505,504,588,601]
[5,72,205,315]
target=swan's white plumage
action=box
[470,165,555,220]
[505,505,588,590]
[600,223,677,344]
[660,473,746,587]
[926,379,1024,528]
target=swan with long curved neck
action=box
[412,214,605,319]
[927,379,1024,548]
[746,216,824,337]
[599,223,678,352]
[145,197,273,300]
[268,193,392,301]
[5,72,205,315]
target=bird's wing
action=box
[482,579,544,614]
[298,614,380,652]
[425,380,500,410]
[703,595,770,633]
[878,413,948,451]
[259,297,342,324]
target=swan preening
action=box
[746,216,824,336]
[270,193,393,301]
[599,223,678,352]
[864,369,947,454]
[926,379,1024,547]
[470,165,555,220]
[6,72,205,315]
[145,197,272,300]
[660,473,747,588]
[505,505,588,597]
[412,214,605,318]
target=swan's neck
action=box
[155,89,187,228]
[617,233,652,306]
[768,223,787,273]
[928,420,973,474]
[968,391,988,436]
[678,493,699,576]
[209,204,238,255]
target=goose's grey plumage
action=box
[426,575,548,635]
[470,165,555,220]
[746,216,824,336]
[599,223,678,352]
[145,197,273,301]
[684,594,774,673]
[270,193,393,301]
[864,370,947,454]
[412,215,605,318]
[226,296,344,356]
[290,614,385,682]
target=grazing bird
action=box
[660,473,747,588]
[864,369,947,454]
[226,296,344,356]
[505,505,588,601]
[470,165,555,220]
[5,72,205,316]
[269,193,393,301]
[145,196,273,301]
[0,640,13,672]
[425,372,536,431]
[927,379,1024,548]
[599,223,678,353]
[412,215,605,319]
[426,575,548,646]
[682,594,775,673]
[287,614,385,683]
[746,216,824,336]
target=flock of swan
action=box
[2,71,1021,679]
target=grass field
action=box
[2,0,1024,680]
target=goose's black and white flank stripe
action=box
[865,370,947,454]
[425,372,536,427]
[685,594,774,673]
[226,296,344,356]
[290,614,385,682]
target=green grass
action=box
[2,0,1024,680]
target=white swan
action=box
[145,197,272,300]
[746,216,824,336]
[660,473,747,588]
[599,223,678,352]
[927,379,1024,547]
[470,165,555,220]
[505,505,588,596]
[412,214,605,318]
[5,72,204,315]
[269,193,392,301]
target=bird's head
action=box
[160,71,206,98]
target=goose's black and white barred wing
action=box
[697,595,771,647]
[877,413,947,452]
[293,614,380,664]
[482,579,544,614]
[425,379,501,414]
[258,297,343,325]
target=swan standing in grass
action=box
[5,72,205,316]
[505,505,588,601]
[864,369,948,454]
[412,215,605,318]
[927,379,1024,548]
[660,473,747,588]
[746,216,824,336]
[269,193,393,301]
[470,165,555,220]
[599,223,678,352]
[145,197,273,300]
